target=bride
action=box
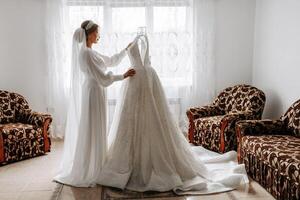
[54,20,135,187]
[97,32,249,194]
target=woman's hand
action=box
[123,69,136,78]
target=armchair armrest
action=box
[186,105,223,120]
[236,119,286,137]
[17,111,52,152]
[236,119,287,163]
[222,111,255,123]
[20,111,52,127]
[217,111,255,153]
[186,105,223,144]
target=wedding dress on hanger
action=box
[97,34,249,195]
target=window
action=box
[67,0,192,123]
[112,7,146,33]
[153,6,187,32]
[69,6,104,31]
[67,0,193,88]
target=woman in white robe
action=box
[54,20,135,187]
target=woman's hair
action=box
[81,20,99,38]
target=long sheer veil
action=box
[55,28,86,176]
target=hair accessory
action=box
[85,20,94,31]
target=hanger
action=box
[136,26,147,47]
[137,26,147,37]
[136,26,149,65]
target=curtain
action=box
[45,0,216,137]
[191,0,216,106]
[178,0,216,134]
[45,0,70,138]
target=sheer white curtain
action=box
[191,0,216,106]
[45,0,70,138]
[45,0,216,137]
[177,0,216,133]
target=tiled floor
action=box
[0,140,275,200]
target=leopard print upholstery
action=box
[281,99,300,137]
[193,116,223,152]
[0,90,52,165]
[241,135,300,200]
[0,91,30,124]
[236,119,288,136]
[236,99,300,200]
[187,84,266,153]
[0,123,45,163]
[213,85,265,118]
[17,111,52,127]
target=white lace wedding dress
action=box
[97,35,249,195]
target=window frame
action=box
[68,3,190,34]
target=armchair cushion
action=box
[241,134,300,184]
[0,123,45,163]
[193,111,256,152]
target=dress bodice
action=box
[127,35,150,68]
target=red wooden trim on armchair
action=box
[220,120,228,153]
[43,119,51,152]
[187,111,195,144]
[236,126,242,164]
[0,130,4,163]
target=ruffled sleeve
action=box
[98,49,126,67]
[86,49,124,87]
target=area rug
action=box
[101,186,178,200]
[51,183,178,200]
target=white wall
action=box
[253,0,300,118]
[0,0,47,112]
[215,0,256,92]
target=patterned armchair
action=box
[236,99,300,200]
[187,84,266,153]
[0,90,52,165]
